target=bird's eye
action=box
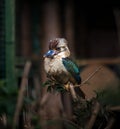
[56,47,61,51]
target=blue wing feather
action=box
[62,58,81,84]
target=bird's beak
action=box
[43,50,56,58]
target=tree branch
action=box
[13,61,32,129]
[85,101,100,129]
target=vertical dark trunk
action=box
[21,2,32,57]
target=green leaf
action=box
[47,86,52,92]
[55,84,65,93]
[42,80,52,87]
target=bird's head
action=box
[44,38,70,58]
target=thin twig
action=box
[74,66,102,88]
[24,80,32,128]
[65,66,102,100]
[13,61,32,129]
[81,66,102,85]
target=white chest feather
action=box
[44,57,67,74]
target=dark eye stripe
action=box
[60,47,66,52]
[56,47,61,51]
[56,47,67,53]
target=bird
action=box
[43,38,84,98]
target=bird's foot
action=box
[64,82,71,91]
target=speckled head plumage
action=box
[49,38,59,50]
[44,38,70,58]
[49,38,68,49]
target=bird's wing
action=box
[62,58,81,84]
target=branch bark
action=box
[85,101,100,129]
[13,61,32,128]
[69,83,78,101]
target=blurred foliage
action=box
[43,79,120,128]
[96,87,120,106]
[72,97,115,129]
[73,98,92,127]
[0,80,18,126]
[43,79,67,93]
[0,78,120,128]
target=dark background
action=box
[15,0,120,59]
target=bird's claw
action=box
[64,82,71,91]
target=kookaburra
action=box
[43,38,83,97]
